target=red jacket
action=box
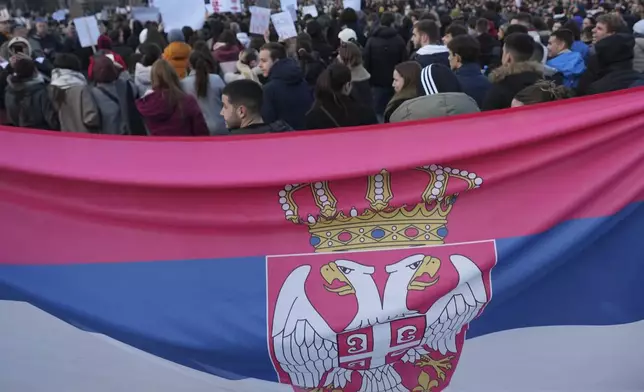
[136,90,209,136]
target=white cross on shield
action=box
[336,315,427,370]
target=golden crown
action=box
[278,165,483,252]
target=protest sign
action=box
[280,0,297,16]
[302,5,318,17]
[52,10,67,21]
[213,0,242,13]
[0,9,10,22]
[132,7,160,24]
[271,11,297,41]
[249,6,271,35]
[343,0,361,11]
[155,0,205,31]
[74,16,101,48]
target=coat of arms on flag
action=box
[266,165,496,391]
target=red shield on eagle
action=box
[267,241,496,392]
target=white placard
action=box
[52,10,67,21]
[515,0,521,7]
[280,0,296,17]
[270,11,297,41]
[74,16,101,48]
[212,0,241,13]
[0,9,10,22]
[343,0,361,11]
[132,7,160,23]
[302,5,318,17]
[155,0,205,31]
[286,4,297,21]
[249,6,271,35]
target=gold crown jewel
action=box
[278,165,483,252]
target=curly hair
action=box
[513,80,574,106]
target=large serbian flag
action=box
[1,90,644,392]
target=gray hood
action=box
[134,63,152,87]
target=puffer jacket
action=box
[389,93,479,123]
[162,41,191,79]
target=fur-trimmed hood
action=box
[489,61,543,83]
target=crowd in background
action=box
[1,0,644,135]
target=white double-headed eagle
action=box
[272,254,488,392]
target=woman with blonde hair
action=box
[337,41,374,117]
[136,59,208,136]
[384,61,421,123]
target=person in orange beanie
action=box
[162,29,191,79]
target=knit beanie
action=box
[417,63,463,96]
[167,29,185,43]
[97,34,112,50]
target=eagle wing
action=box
[272,265,349,389]
[421,254,489,356]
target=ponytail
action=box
[189,51,214,98]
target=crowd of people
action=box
[1,0,643,136]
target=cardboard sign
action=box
[271,11,297,41]
[74,16,101,48]
[302,5,318,17]
[249,6,271,35]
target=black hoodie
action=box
[585,34,644,95]
[364,26,408,88]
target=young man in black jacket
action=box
[221,79,292,135]
[363,12,408,120]
[482,33,543,111]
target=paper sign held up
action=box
[132,7,160,23]
[74,16,101,48]
[250,6,271,35]
[343,0,361,11]
[155,0,205,31]
[0,9,10,22]
[302,5,318,17]
[271,11,297,41]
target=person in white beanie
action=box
[632,20,644,73]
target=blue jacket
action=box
[262,59,313,130]
[547,51,586,88]
[413,44,450,68]
[454,63,491,108]
[571,40,589,62]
